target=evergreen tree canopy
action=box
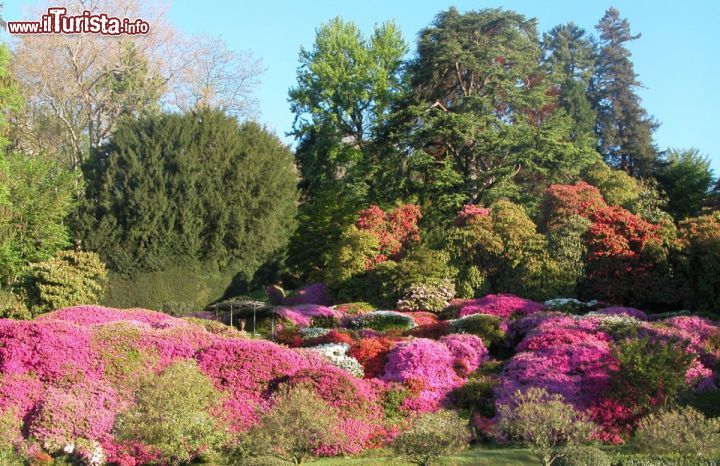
[381,8,599,220]
[77,109,299,280]
[542,23,597,144]
[656,148,714,219]
[590,8,658,176]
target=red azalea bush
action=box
[356,204,421,263]
[400,311,440,327]
[585,205,662,304]
[543,181,607,226]
[304,328,355,347]
[349,337,398,379]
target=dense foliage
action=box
[77,110,298,281]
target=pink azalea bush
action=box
[380,336,491,413]
[275,304,343,327]
[0,305,385,463]
[440,334,490,376]
[452,294,545,320]
[381,338,464,413]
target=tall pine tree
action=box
[542,23,597,144]
[590,8,658,176]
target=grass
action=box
[311,447,540,465]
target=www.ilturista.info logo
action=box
[7,8,150,35]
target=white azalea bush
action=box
[307,343,365,378]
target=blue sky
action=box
[6,1,720,172]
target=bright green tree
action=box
[0,153,76,289]
[287,17,407,275]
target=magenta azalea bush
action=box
[1,294,718,462]
[452,294,545,319]
[0,306,385,463]
[275,304,343,327]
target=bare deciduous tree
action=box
[10,0,262,170]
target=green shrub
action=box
[609,337,693,415]
[91,322,156,393]
[0,408,25,465]
[448,314,506,346]
[102,262,240,313]
[634,407,720,461]
[334,302,375,315]
[183,318,245,338]
[0,290,30,319]
[28,250,107,314]
[396,278,456,312]
[450,369,499,418]
[381,247,455,300]
[392,410,470,466]
[114,360,227,465]
[496,387,596,466]
[555,446,611,466]
[325,226,381,286]
[674,212,720,312]
[346,311,416,332]
[681,389,720,418]
[381,384,412,424]
[230,385,342,465]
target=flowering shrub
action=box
[453,294,545,319]
[396,279,455,312]
[303,328,355,347]
[440,334,490,376]
[307,343,365,378]
[400,311,439,327]
[585,205,664,305]
[347,311,416,333]
[275,304,342,328]
[543,182,606,226]
[356,204,421,263]
[497,315,616,441]
[28,382,118,456]
[348,337,397,379]
[381,338,463,413]
[455,204,491,226]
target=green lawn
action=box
[311,447,540,465]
